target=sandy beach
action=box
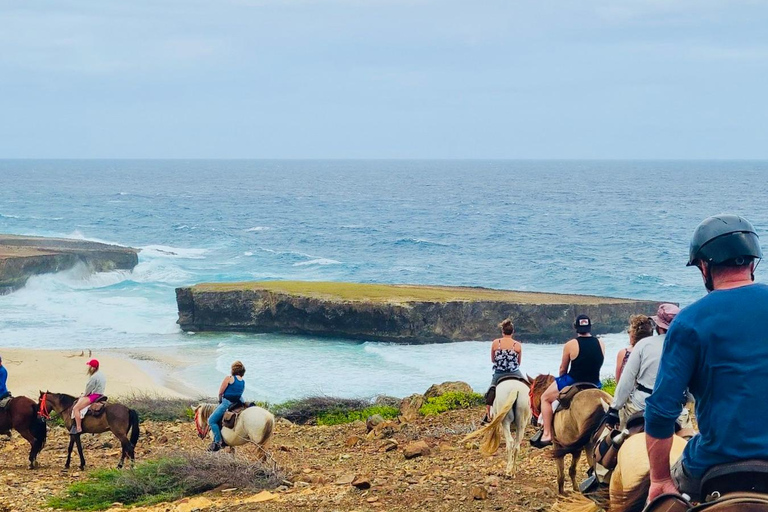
[0,347,197,399]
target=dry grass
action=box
[191,280,637,305]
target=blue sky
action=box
[1,0,767,159]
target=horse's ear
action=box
[600,398,610,413]
[526,374,533,384]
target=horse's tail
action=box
[463,390,518,456]
[29,403,47,452]
[612,472,650,512]
[552,403,604,459]
[257,413,274,446]
[551,494,601,512]
[128,409,140,447]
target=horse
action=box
[529,374,612,495]
[0,396,47,469]
[38,391,139,470]
[192,403,274,460]
[552,432,689,512]
[463,378,532,476]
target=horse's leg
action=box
[16,427,38,469]
[108,422,132,469]
[65,435,75,469]
[512,414,527,477]
[556,454,565,495]
[502,416,514,476]
[569,450,581,492]
[75,434,85,470]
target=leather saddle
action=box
[222,401,253,429]
[557,382,599,411]
[0,393,12,410]
[88,396,109,417]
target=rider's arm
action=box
[83,375,96,396]
[516,342,522,365]
[615,348,626,382]
[558,341,572,376]
[217,376,231,401]
[645,321,698,487]
[490,340,497,363]
[612,342,643,410]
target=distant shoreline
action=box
[0,347,199,400]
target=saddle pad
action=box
[557,382,598,411]
[0,396,11,409]
[71,402,106,419]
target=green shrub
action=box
[317,405,399,426]
[272,396,370,425]
[602,377,617,396]
[49,452,284,511]
[419,392,485,416]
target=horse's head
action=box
[192,404,210,440]
[38,390,52,419]
[527,374,555,420]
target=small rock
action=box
[485,475,500,487]
[379,439,398,452]
[334,473,356,485]
[351,475,372,490]
[399,394,425,420]
[366,414,385,432]
[471,486,489,500]
[403,440,431,459]
[345,435,362,448]
[366,496,379,503]
[156,435,168,445]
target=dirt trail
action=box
[0,407,589,512]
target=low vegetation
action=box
[419,391,484,416]
[317,405,399,426]
[119,392,205,422]
[272,396,372,425]
[49,451,285,511]
[602,377,617,396]
[192,280,632,305]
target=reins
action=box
[529,385,540,420]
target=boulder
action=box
[351,475,372,490]
[373,395,400,408]
[399,394,425,420]
[403,440,431,460]
[424,381,473,399]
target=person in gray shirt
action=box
[71,359,107,434]
[607,303,691,429]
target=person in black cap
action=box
[532,314,605,448]
[645,214,767,503]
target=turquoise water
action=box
[1,160,766,401]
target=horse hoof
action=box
[80,465,85,471]
[64,464,70,470]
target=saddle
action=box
[643,461,768,512]
[222,401,253,430]
[484,376,530,406]
[0,393,12,410]
[87,396,108,418]
[556,382,599,411]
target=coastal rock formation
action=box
[0,234,139,293]
[175,281,667,343]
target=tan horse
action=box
[530,374,612,494]
[193,404,274,460]
[552,432,688,512]
[463,378,532,476]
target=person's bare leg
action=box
[540,382,559,442]
[73,397,88,433]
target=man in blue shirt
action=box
[645,214,766,502]
[0,354,9,400]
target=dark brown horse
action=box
[530,374,611,494]
[0,395,47,469]
[38,391,139,470]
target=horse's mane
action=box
[533,374,554,390]
[48,392,77,411]
[196,403,218,424]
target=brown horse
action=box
[0,396,47,469]
[38,391,139,470]
[530,374,612,494]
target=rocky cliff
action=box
[0,234,139,293]
[176,281,666,343]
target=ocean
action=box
[1,159,766,402]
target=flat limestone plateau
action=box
[0,234,139,293]
[176,281,665,343]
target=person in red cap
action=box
[71,359,107,434]
[605,303,688,430]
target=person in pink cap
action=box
[605,303,689,430]
[71,359,107,434]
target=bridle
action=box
[529,385,541,420]
[194,407,210,439]
[38,392,51,420]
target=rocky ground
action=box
[0,407,587,512]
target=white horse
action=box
[464,379,532,475]
[193,404,275,459]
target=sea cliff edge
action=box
[176,281,666,343]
